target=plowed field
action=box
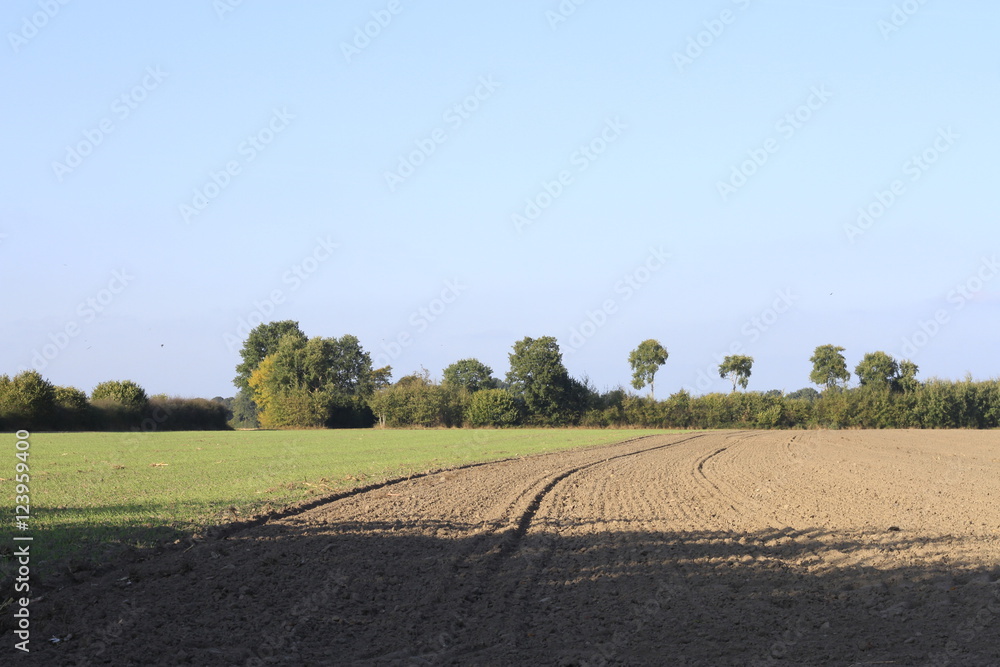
[23,430,1000,666]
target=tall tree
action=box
[719,355,754,392]
[809,344,850,390]
[855,351,899,390]
[249,354,326,428]
[371,366,393,391]
[897,360,920,393]
[442,358,498,393]
[628,339,669,400]
[506,336,577,424]
[233,320,306,390]
[246,332,376,428]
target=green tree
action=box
[809,344,850,390]
[786,387,821,402]
[465,388,521,427]
[230,387,259,429]
[372,366,393,391]
[53,385,90,429]
[506,336,578,424]
[91,380,148,411]
[367,369,452,428]
[248,353,326,428]
[897,360,920,393]
[854,351,899,390]
[628,339,669,399]
[442,358,498,393]
[719,355,754,392]
[0,371,57,428]
[54,385,88,412]
[246,332,376,428]
[233,320,307,390]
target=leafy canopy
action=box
[246,332,375,428]
[809,344,850,390]
[442,358,498,393]
[854,351,899,390]
[91,379,149,411]
[465,388,521,427]
[628,339,668,399]
[506,336,578,425]
[233,320,306,390]
[719,355,754,392]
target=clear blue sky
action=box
[3,1,998,399]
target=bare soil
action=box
[15,430,1000,666]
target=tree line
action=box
[0,375,230,432]
[226,321,1000,430]
[4,321,997,431]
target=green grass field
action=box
[4,428,679,570]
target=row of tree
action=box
[227,321,999,430]
[0,373,230,431]
[4,321,995,431]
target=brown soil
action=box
[15,430,1000,666]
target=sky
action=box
[2,0,998,400]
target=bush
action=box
[91,380,148,412]
[368,371,454,428]
[53,386,92,430]
[141,397,231,431]
[0,371,56,430]
[465,389,521,427]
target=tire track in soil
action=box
[461,431,773,664]
[427,433,736,664]
[690,432,873,577]
[373,432,713,664]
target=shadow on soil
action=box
[9,518,1000,666]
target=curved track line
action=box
[500,432,713,554]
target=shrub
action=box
[53,386,91,430]
[141,397,231,431]
[465,389,521,427]
[0,371,57,430]
[368,371,452,428]
[91,380,148,412]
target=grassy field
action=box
[4,428,679,569]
